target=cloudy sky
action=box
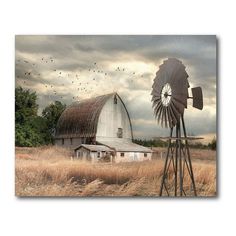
[15,35,216,142]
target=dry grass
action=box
[15,146,216,197]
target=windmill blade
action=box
[154,100,162,117]
[166,107,173,128]
[161,106,166,127]
[171,100,183,118]
[192,87,203,110]
[168,105,178,127]
[157,106,164,124]
[164,107,168,128]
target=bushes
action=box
[208,137,217,150]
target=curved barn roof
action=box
[55,93,133,139]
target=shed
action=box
[74,144,114,163]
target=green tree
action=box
[15,87,51,146]
[208,137,217,150]
[42,101,66,142]
[15,87,38,124]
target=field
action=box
[15,146,216,197]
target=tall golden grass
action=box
[15,146,216,197]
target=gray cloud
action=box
[15,35,217,139]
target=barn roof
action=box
[55,93,130,139]
[75,144,113,152]
[98,139,152,153]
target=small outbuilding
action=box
[74,144,114,163]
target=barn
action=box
[55,93,152,163]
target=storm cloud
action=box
[15,35,217,140]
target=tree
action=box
[42,101,66,142]
[208,137,217,150]
[15,87,38,124]
[15,87,51,146]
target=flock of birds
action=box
[16,56,147,102]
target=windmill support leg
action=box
[174,123,179,196]
[159,128,173,196]
[179,122,183,196]
[181,116,197,196]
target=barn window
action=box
[117,128,123,138]
[114,95,117,104]
[120,152,124,157]
[62,139,64,145]
[144,153,147,157]
[70,138,73,145]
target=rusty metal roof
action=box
[75,144,113,152]
[55,93,115,138]
[98,139,153,153]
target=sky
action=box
[15,35,217,142]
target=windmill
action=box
[151,58,203,196]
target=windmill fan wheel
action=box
[151,58,190,128]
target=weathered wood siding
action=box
[55,137,82,148]
[115,152,152,163]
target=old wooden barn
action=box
[55,93,152,163]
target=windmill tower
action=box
[151,58,203,196]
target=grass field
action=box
[15,146,216,197]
